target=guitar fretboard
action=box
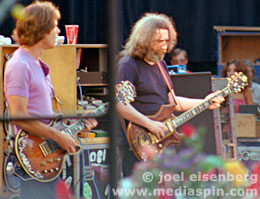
[171,87,231,128]
[63,119,85,136]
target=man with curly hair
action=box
[116,13,224,177]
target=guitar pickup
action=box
[39,141,52,157]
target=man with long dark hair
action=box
[116,13,224,177]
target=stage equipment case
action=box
[214,26,260,83]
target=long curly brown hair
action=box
[221,58,252,87]
[13,1,60,46]
[118,12,177,60]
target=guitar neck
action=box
[63,119,85,136]
[59,102,109,136]
[172,86,231,128]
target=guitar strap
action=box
[51,87,63,113]
[157,61,178,106]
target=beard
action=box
[144,49,166,63]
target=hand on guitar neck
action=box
[205,91,225,109]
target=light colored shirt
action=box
[251,82,260,105]
[4,47,53,122]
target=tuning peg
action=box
[242,76,248,82]
[227,78,232,84]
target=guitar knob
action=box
[40,162,46,166]
[49,169,54,172]
[55,158,61,162]
[43,170,48,173]
[55,168,59,171]
[158,144,163,148]
[48,159,53,163]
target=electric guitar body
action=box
[127,104,182,161]
[15,120,82,182]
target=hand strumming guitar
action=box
[52,129,76,153]
[146,119,168,140]
[56,117,98,153]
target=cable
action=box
[77,79,101,199]
[84,131,101,199]
[77,137,86,198]
[77,79,87,198]
[77,78,85,111]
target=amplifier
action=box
[77,71,107,84]
[238,145,260,167]
[239,104,260,115]
[83,86,108,96]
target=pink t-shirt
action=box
[4,47,53,124]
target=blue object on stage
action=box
[167,65,187,75]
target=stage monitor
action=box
[170,72,217,155]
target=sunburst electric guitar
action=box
[126,72,248,160]
[14,81,136,182]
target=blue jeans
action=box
[20,178,60,199]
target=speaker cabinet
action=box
[170,72,217,155]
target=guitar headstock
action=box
[227,72,248,93]
[115,80,136,104]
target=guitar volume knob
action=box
[55,158,61,162]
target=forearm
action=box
[174,96,203,112]
[13,117,63,142]
[116,103,151,129]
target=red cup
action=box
[65,25,79,44]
